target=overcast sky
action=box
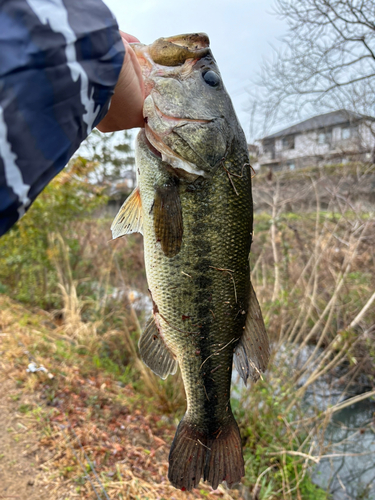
[105,0,287,141]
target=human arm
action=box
[0,0,143,237]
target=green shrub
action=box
[0,158,107,308]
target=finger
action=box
[119,31,140,44]
[122,39,145,99]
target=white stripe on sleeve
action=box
[0,104,31,218]
[26,0,100,134]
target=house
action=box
[257,110,375,171]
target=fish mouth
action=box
[132,33,210,69]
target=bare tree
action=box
[251,0,375,138]
[75,129,136,187]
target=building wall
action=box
[258,120,375,170]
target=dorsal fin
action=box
[111,187,143,239]
[234,282,269,384]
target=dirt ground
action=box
[0,378,54,500]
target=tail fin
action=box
[168,416,244,491]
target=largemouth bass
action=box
[111,33,269,491]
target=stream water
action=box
[312,397,375,499]
[298,347,375,499]
[233,343,375,500]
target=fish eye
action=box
[202,70,220,87]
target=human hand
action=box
[97,32,144,132]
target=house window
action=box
[317,130,332,145]
[342,127,351,140]
[342,126,357,140]
[287,161,296,171]
[263,139,275,159]
[282,136,295,150]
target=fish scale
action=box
[111,33,269,491]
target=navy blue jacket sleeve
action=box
[0,0,125,236]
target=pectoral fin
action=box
[234,282,269,384]
[111,187,143,239]
[154,181,183,257]
[139,316,178,379]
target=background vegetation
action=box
[1,134,374,498]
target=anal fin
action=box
[234,282,269,384]
[111,186,143,239]
[139,316,178,379]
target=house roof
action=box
[262,109,375,140]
